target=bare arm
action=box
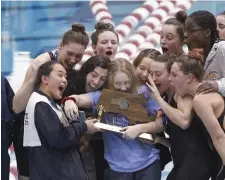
[13,53,51,113]
[121,111,165,140]
[193,95,225,164]
[70,94,93,108]
[156,94,193,129]
[147,75,193,129]
[64,93,97,120]
[154,136,171,148]
[137,111,165,134]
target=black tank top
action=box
[203,100,225,180]
[201,101,225,147]
[165,95,214,167]
[196,97,225,152]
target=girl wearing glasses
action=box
[181,10,225,98]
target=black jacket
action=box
[1,75,15,180]
[28,91,88,180]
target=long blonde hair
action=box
[108,58,138,93]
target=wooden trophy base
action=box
[94,122,154,141]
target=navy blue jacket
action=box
[1,75,15,180]
[28,90,88,180]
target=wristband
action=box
[61,96,76,105]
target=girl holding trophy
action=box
[63,58,163,180]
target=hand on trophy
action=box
[85,118,102,134]
[139,138,153,145]
[152,135,171,148]
[120,124,143,140]
[64,100,79,120]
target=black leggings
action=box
[13,112,29,176]
[167,150,213,180]
[90,139,109,180]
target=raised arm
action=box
[147,75,193,129]
[13,53,50,113]
[193,94,225,164]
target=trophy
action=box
[97,105,105,122]
[94,89,155,141]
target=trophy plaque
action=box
[97,89,157,123]
[94,89,155,141]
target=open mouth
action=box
[162,47,168,53]
[155,84,161,89]
[183,36,189,44]
[183,38,188,44]
[58,85,66,93]
[89,83,96,90]
[67,62,75,67]
[140,77,148,83]
[106,51,113,56]
[119,90,128,93]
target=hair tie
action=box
[187,48,204,63]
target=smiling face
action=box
[150,60,171,94]
[113,71,132,93]
[160,24,183,55]
[58,42,85,69]
[42,64,67,99]
[85,67,108,92]
[92,31,118,60]
[216,15,225,40]
[135,57,152,84]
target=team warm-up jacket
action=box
[204,40,225,97]
[23,90,88,180]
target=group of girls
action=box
[12,9,225,180]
